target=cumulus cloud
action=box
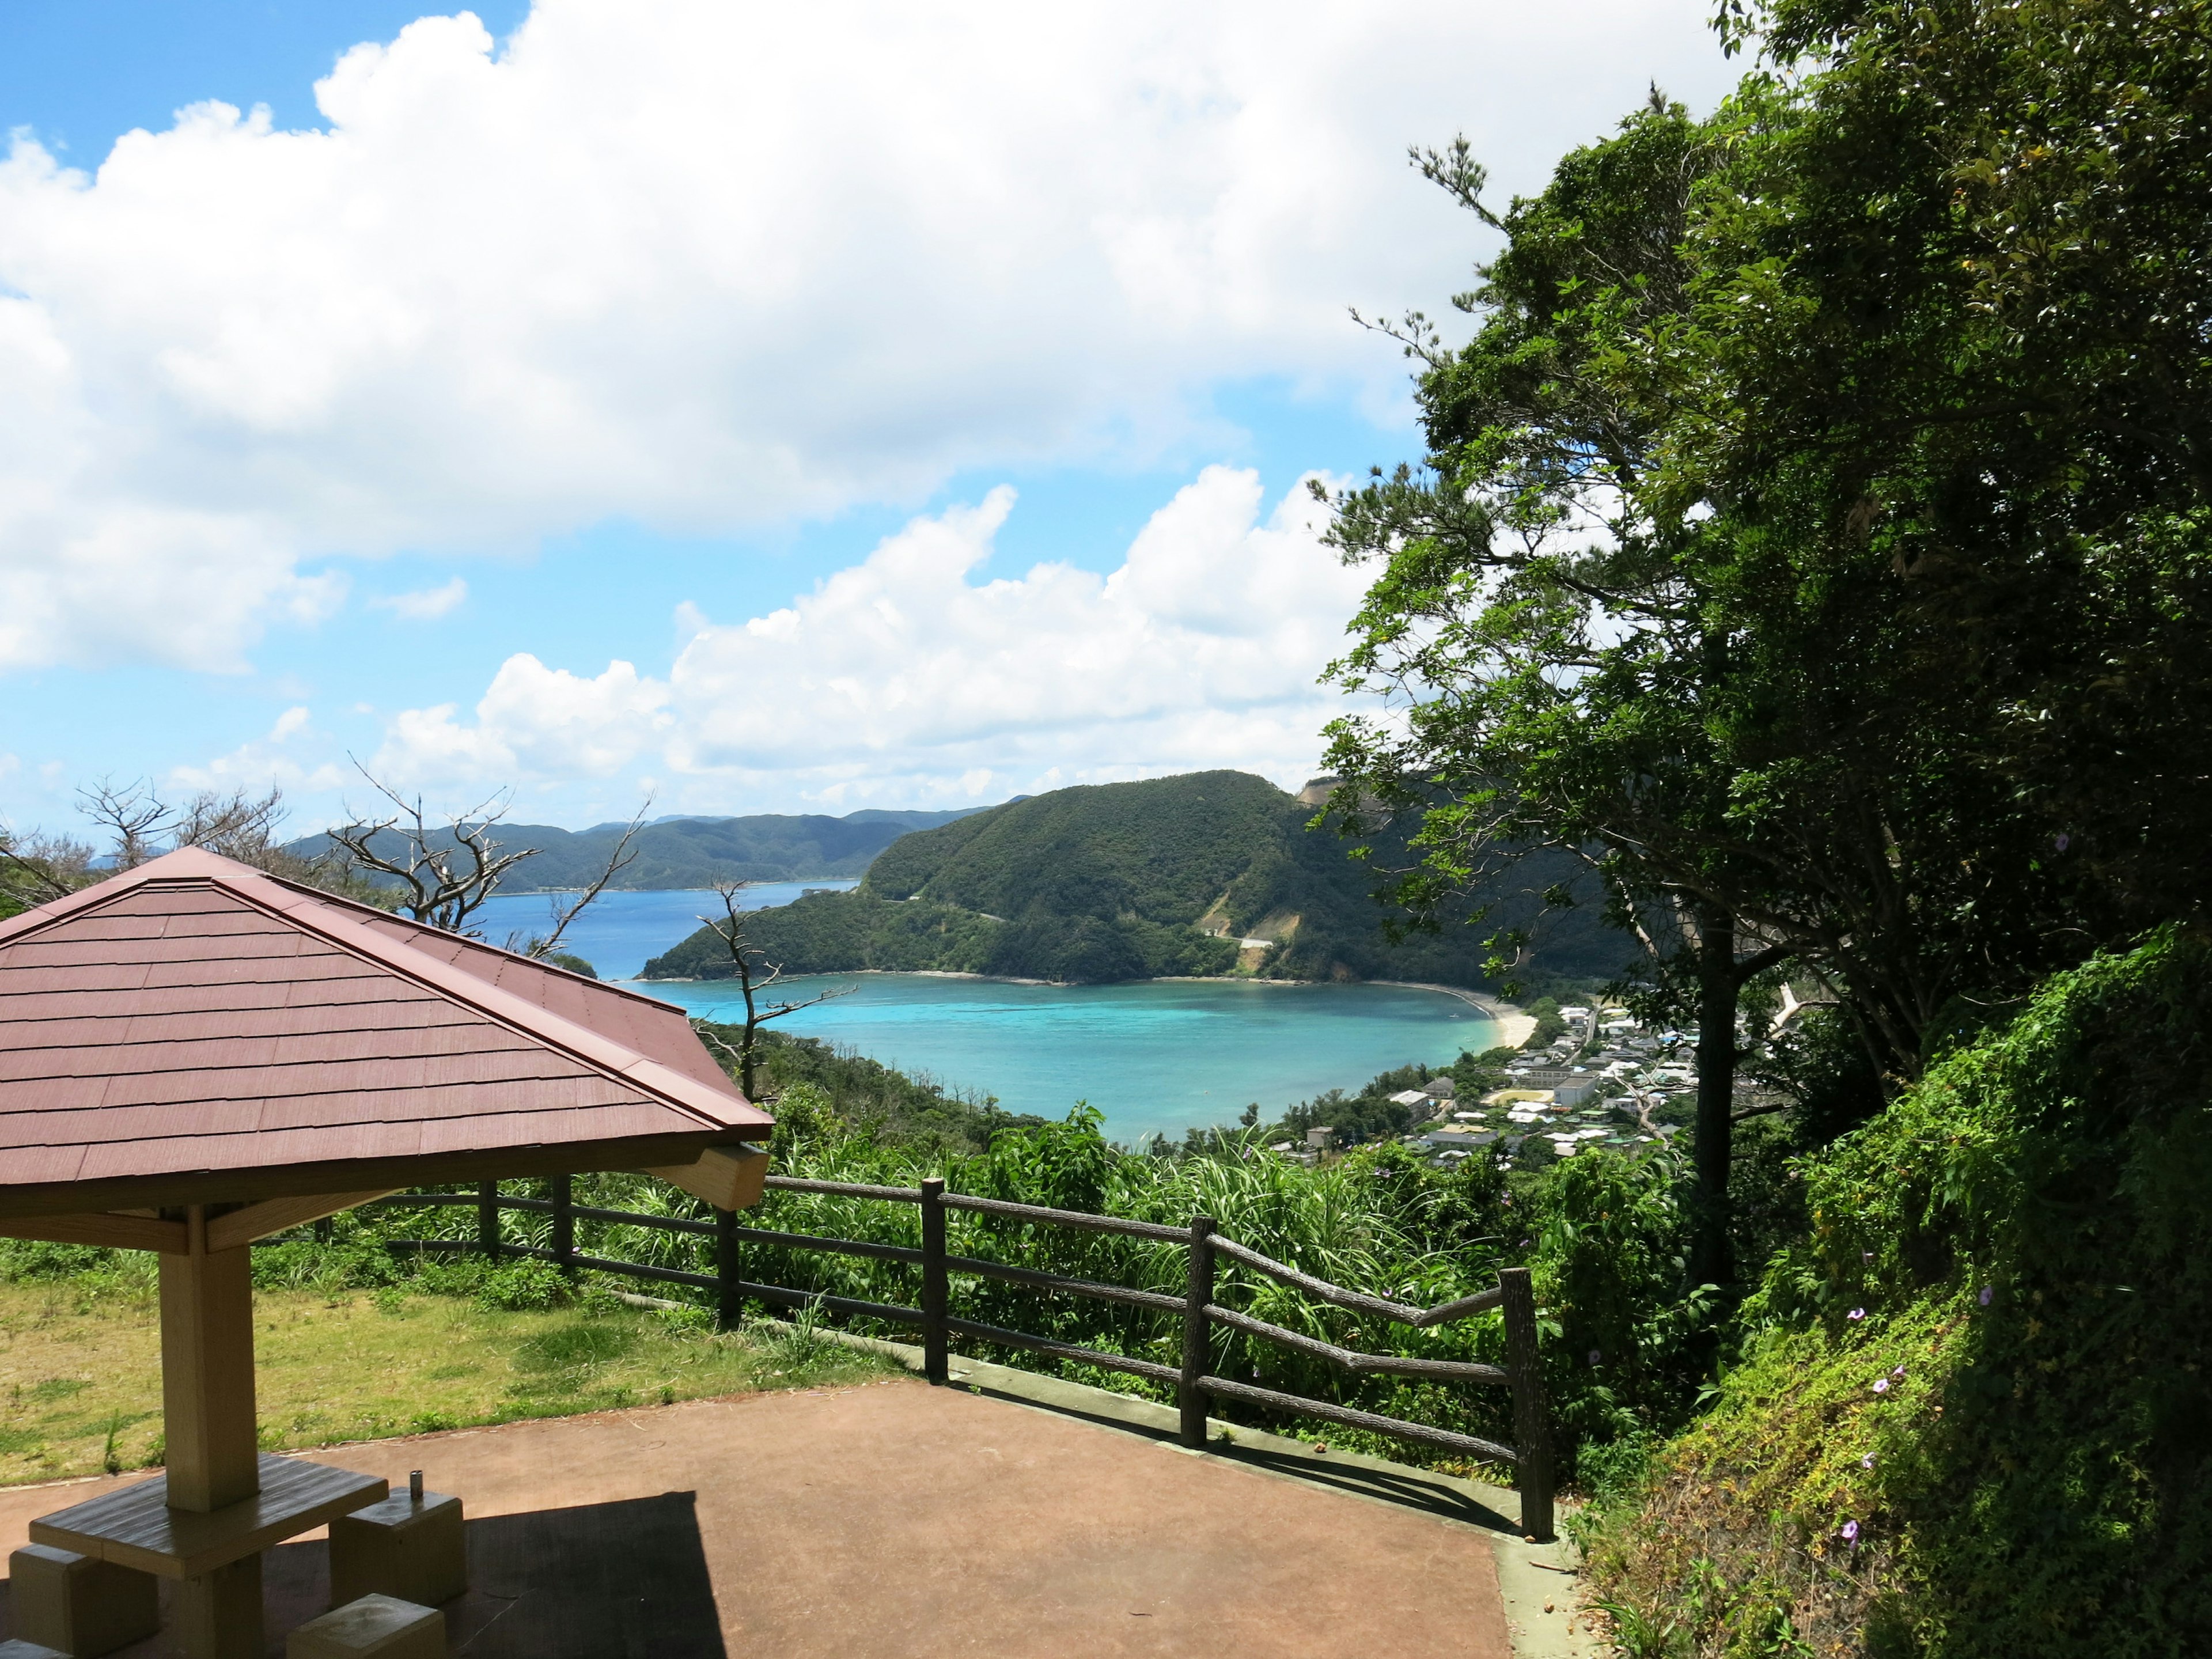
[375,656,672,789]
[0,1,1733,672]
[373,577,468,619]
[374,467,1368,801]
[168,706,348,796]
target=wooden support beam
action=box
[158,1214,260,1514]
[645,1144,770,1211]
[203,1191,395,1253]
[0,1211,190,1254]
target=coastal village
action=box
[1263,1003,1707,1169]
[1414,1006,1690,1166]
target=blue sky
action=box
[0,2,1738,841]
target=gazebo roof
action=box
[0,847,770,1218]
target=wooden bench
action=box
[30,1456,388,1580]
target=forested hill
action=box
[288,805,984,892]
[640,770,1624,989]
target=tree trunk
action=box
[1691,898,1739,1288]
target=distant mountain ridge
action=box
[640,770,1627,991]
[288,805,990,892]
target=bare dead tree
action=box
[172,786,287,862]
[506,801,653,963]
[321,764,544,935]
[0,828,94,906]
[693,881,850,1099]
[77,778,175,872]
[324,762,653,962]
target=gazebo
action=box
[0,846,773,1657]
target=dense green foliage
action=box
[287,805,983,892]
[732,1022,1045,1154]
[1318,0,2212,1295]
[1591,933,2212,1656]
[644,770,1623,987]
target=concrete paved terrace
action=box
[0,1373,1550,1658]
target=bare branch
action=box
[695,880,850,1099]
[323,759,539,935]
[0,828,90,903]
[524,794,655,961]
[77,778,175,872]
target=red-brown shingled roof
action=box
[0,847,770,1214]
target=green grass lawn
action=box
[0,1276,900,1486]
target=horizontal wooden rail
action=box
[763,1176,925,1203]
[570,1254,717,1292]
[733,1280,926,1329]
[945,1252,1187,1314]
[369,1175,1555,1539]
[938,1192,1189,1243]
[573,1205,716,1235]
[1205,1304,1510,1383]
[943,1316,1181,1386]
[1209,1236,1504,1328]
[729,1224,925,1268]
[1195,1375,1519,1465]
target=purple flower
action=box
[1588,1349,1603,1366]
[1892,1365,1906,1378]
[1873,1379,1890,1394]
[1860,1452,1875,1469]
[2055,834,2070,853]
[1840,1520,1859,1543]
[1847,1308,1866,1321]
[1979,1285,1994,1306]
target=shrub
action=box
[475,1259,572,1313]
[1589,932,2212,1658]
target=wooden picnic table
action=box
[31,1455,387,1580]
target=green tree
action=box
[1319,102,1796,1286]
[1321,0,2212,1279]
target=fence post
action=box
[715,1207,742,1331]
[1498,1265,1554,1541]
[476,1180,501,1262]
[920,1177,949,1385]
[551,1174,574,1275]
[1179,1215,1216,1449]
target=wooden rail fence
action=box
[375,1173,1555,1538]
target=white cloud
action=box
[374,655,671,789]
[374,465,1368,802]
[168,705,347,796]
[373,576,468,619]
[0,1,1736,672]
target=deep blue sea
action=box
[474,880,859,978]
[475,885,1490,1143]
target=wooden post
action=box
[715,1206,742,1332]
[477,1179,501,1262]
[1179,1215,1215,1449]
[919,1177,949,1385]
[1499,1266,1554,1541]
[160,1206,266,1658]
[551,1174,574,1274]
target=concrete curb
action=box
[804,1322,1601,1659]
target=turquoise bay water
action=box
[643,975,1490,1144]
[474,887,1488,1142]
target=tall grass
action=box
[354,1085,1710,1481]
